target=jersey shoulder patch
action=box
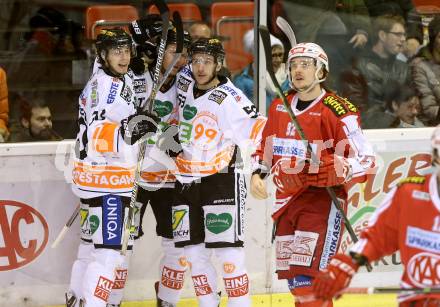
[208,90,228,105]
[177,75,192,92]
[398,176,426,186]
[322,94,348,117]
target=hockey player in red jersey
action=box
[250,42,375,306]
[313,127,440,306]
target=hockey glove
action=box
[129,15,163,45]
[305,155,352,187]
[313,254,359,300]
[120,113,159,145]
[156,124,182,157]
[272,159,308,194]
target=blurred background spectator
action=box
[341,14,410,128]
[271,0,371,91]
[0,67,9,142]
[233,28,288,110]
[188,21,212,41]
[9,95,61,142]
[364,0,423,58]
[410,16,440,126]
[380,80,424,128]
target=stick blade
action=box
[275,16,297,47]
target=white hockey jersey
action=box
[175,66,266,183]
[133,70,179,189]
[72,69,138,198]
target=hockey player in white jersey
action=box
[129,20,192,307]
[66,28,158,307]
[172,38,266,307]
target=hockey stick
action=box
[152,11,184,94]
[145,0,170,115]
[258,25,372,272]
[275,16,297,47]
[343,287,440,295]
[121,6,184,256]
[51,204,80,248]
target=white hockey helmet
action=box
[431,125,440,166]
[286,42,329,91]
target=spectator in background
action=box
[233,29,288,110]
[9,96,61,142]
[276,0,371,91]
[0,67,9,142]
[341,15,410,128]
[188,21,211,41]
[383,81,424,128]
[364,0,423,59]
[410,16,440,126]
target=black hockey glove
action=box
[129,15,162,45]
[120,113,159,145]
[156,125,182,157]
[129,55,146,75]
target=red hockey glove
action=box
[313,254,359,300]
[272,159,308,194]
[305,155,352,187]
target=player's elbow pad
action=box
[120,113,158,145]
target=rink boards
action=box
[0,127,434,306]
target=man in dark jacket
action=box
[340,14,410,128]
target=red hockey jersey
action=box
[352,174,440,303]
[252,89,375,218]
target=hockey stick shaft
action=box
[259,25,371,272]
[121,8,184,256]
[343,287,440,295]
[51,204,80,248]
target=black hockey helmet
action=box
[95,28,135,63]
[189,38,225,63]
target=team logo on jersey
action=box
[107,81,119,104]
[323,96,347,117]
[208,90,227,104]
[120,84,133,103]
[154,100,174,117]
[407,252,440,287]
[183,104,197,120]
[205,213,232,234]
[0,200,49,271]
[133,78,147,94]
[177,76,191,92]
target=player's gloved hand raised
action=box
[272,158,308,194]
[120,112,159,145]
[305,155,352,187]
[129,15,163,45]
[313,254,359,300]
